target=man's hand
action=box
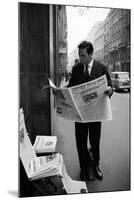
[104,86,113,96]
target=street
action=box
[54,91,130,193]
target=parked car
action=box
[111,71,130,92]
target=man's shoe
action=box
[80,169,88,181]
[95,166,103,180]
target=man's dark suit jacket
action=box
[68,60,113,97]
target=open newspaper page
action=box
[70,75,112,122]
[49,79,83,122]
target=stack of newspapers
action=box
[28,153,63,180]
[33,135,57,154]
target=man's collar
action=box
[88,59,94,68]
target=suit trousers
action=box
[75,122,101,170]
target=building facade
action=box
[86,22,103,44]
[93,8,130,72]
[118,9,130,72]
[93,22,104,64]
[103,16,110,68]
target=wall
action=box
[19,3,51,143]
[19,3,51,197]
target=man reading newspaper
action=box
[67,41,113,181]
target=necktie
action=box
[85,65,90,82]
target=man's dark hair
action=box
[78,41,94,55]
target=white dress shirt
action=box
[84,59,94,76]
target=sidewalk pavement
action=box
[53,90,130,193]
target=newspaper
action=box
[48,75,112,122]
[19,108,28,137]
[28,153,63,180]
[19,109,62,181]
[61,163,87,194]
[33,135,57,153]
[19,108,37,178]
